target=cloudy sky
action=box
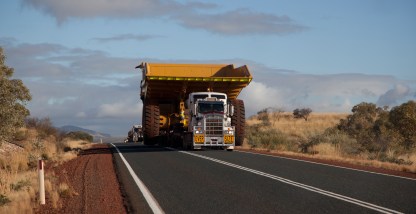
[1,0,415,136]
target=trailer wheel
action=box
[143,101,160,145]
[231,99,245,146]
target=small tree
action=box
[25,117,58,139]
[0,47,31,143]
[293,108,312,121]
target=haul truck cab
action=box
[136,62,252,150]
[187,92,235,150]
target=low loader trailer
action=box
[136,62,252,150]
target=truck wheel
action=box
[231,99,245,146]
[143,101,160,145]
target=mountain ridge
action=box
[59,125,111,139]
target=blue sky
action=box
[1,0,415,136]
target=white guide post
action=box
[38,159,45,205]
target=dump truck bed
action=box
[137,62,252,100]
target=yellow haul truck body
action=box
[136,62,252,150]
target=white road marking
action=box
[236,150,416,181]
[111,143,165,214]
[171,148,403,214]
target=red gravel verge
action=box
[36,144,126,214]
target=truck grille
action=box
[205,116,223,137]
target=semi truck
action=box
[126,124,143,143]
[136,62,252,150]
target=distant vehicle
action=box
[136,62,252,151]
[126,125,143,143]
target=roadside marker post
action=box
[38,159,45,205]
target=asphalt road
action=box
[112,143,416,214]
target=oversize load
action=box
[139,62,253,100]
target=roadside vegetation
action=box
[245,102,416,173]
[0,47,93,213]
[0,118,93,213]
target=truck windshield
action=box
[198,102,224,114]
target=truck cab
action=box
[126,124,143,143]
[187,92,235,150]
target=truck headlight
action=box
[195,127,203,134]
[224,130,233,135]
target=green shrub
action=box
[10,179,31,191]
[389,101,416,149]
[337,101,415,153]
[246,124,289,150]
[0,194,11,206]
[313,128,362,155]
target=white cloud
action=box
[175,9,306,35]
[23,0,180,22]
[47,96,77,105]
[238,67,415,114]
[97,102,142,118]
[376,84,412,107]
[76,112,87,118]
[22,0,210,23]
[92,34,163,43]
[239,81,283,116]
[22,0,305,36]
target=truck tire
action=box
[143,101,160,145]
[231,99,245,146]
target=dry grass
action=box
[250,112,348,139]
[0,170,37,214]
[0,128,92,213]
[63,139,91,151]
[55,139,91,164]
[310,144,416,173]
[245,112,416,173]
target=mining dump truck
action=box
[126,124,143,143]
[136,62,252,150]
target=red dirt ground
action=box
[36,144,126,214]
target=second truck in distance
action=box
[136,62,252,151]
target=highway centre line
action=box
[111,143,165,214]
[170,148,403,214]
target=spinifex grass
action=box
[244,112,416,173]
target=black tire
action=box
[231,99,245,146]
[143,101,160,145]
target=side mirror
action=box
[229,104,234,116]
[193,104,197,116]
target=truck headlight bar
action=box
[224,128,234,135]
[194,127,204,134]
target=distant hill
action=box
[59,125,111,141]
